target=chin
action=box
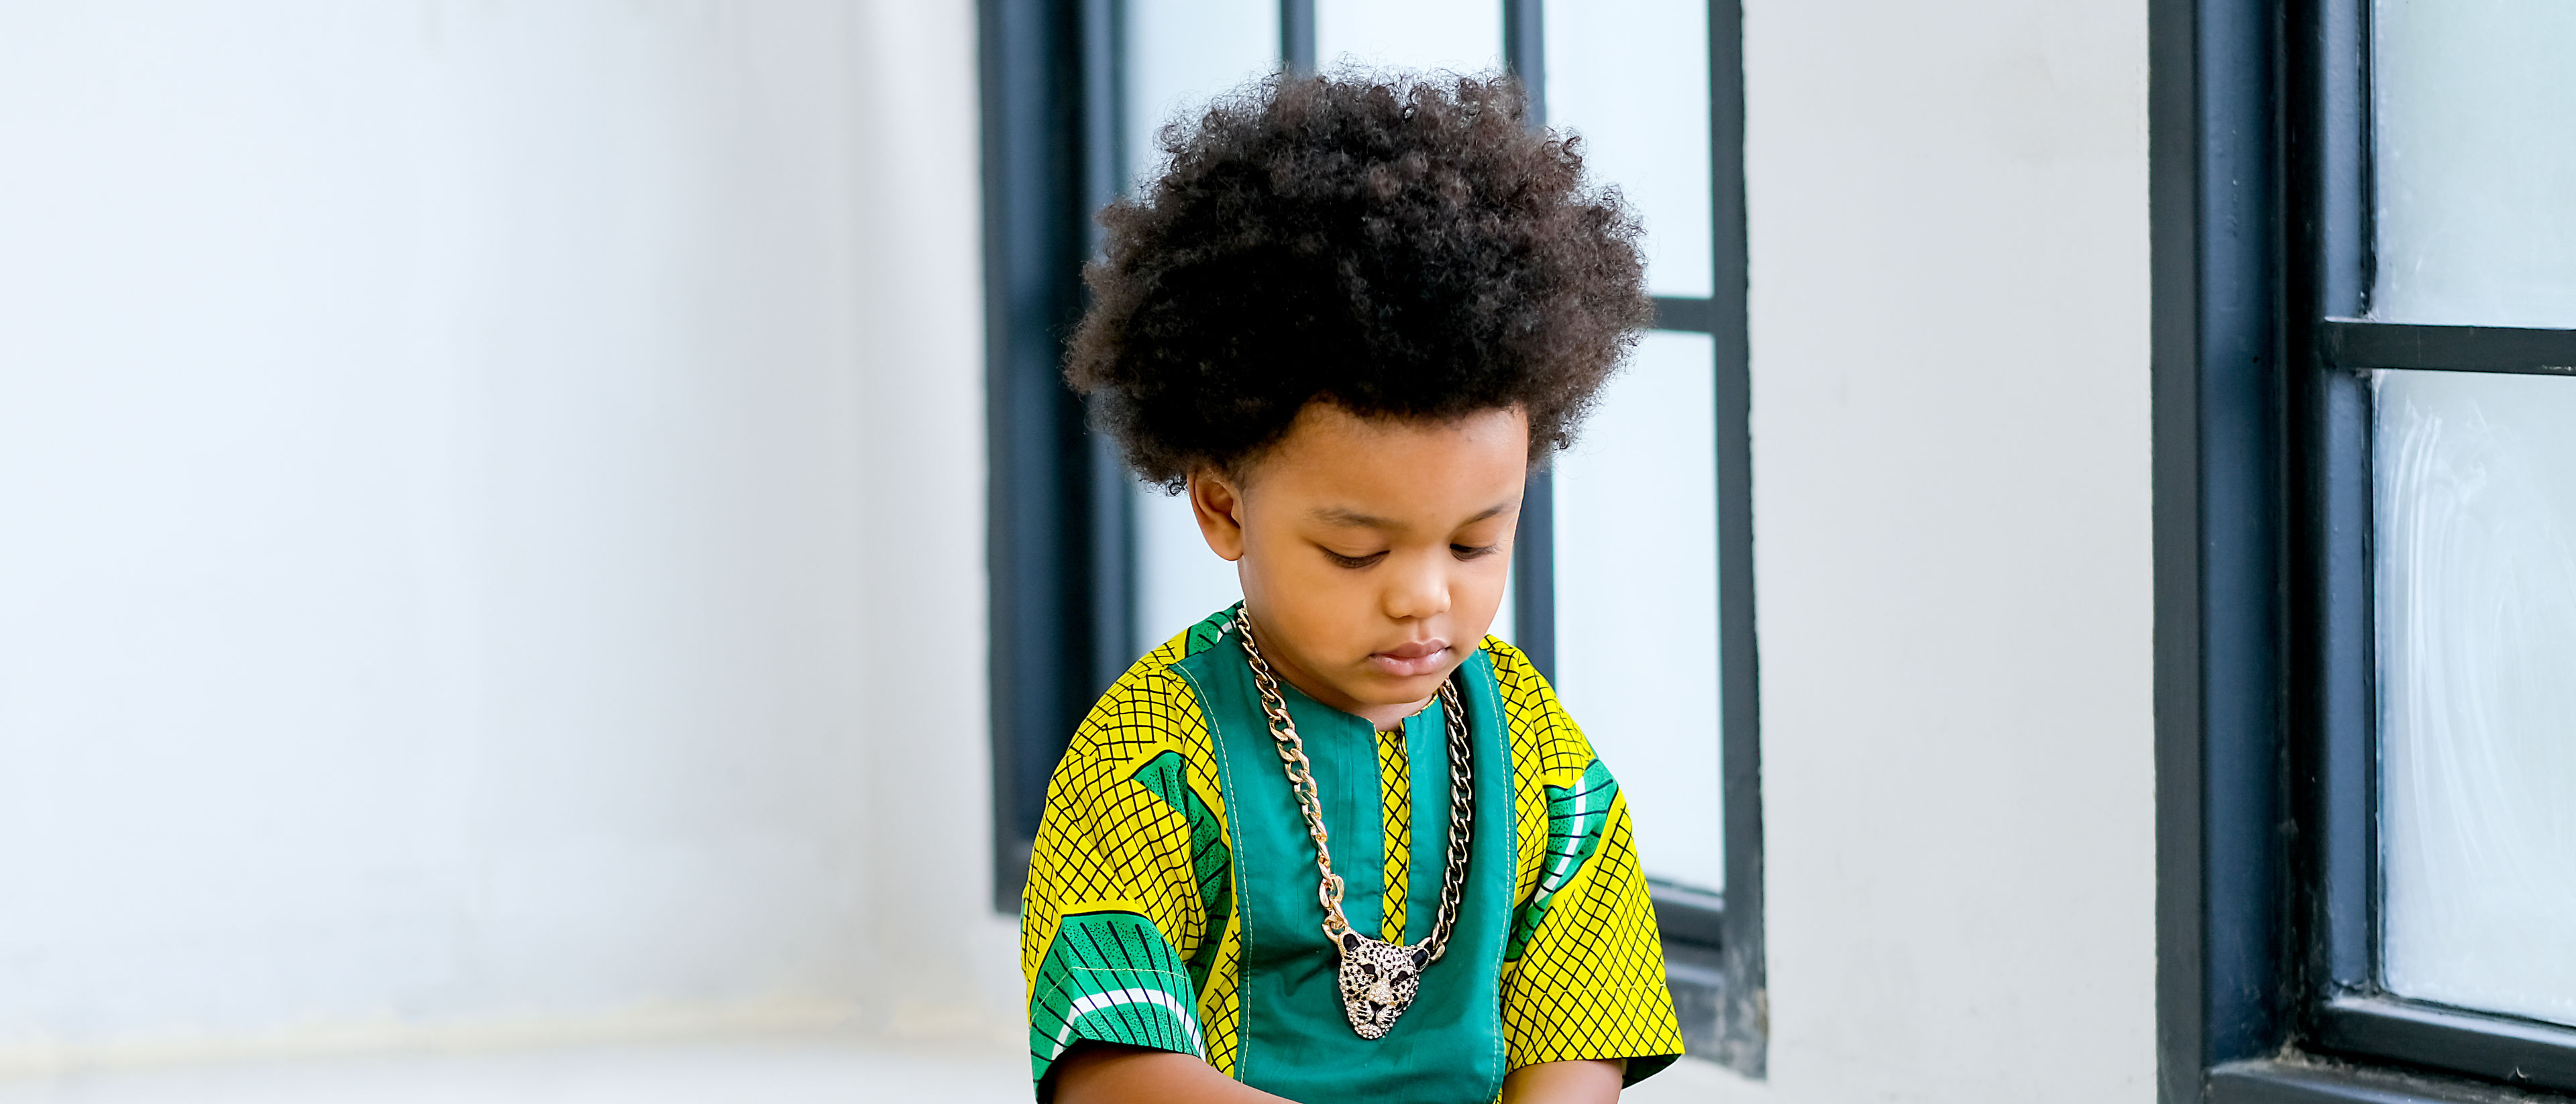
[1359,668,1452,703]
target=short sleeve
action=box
[1488,643,1687,1084]
[1021,662,1235,1099]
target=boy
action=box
[1022,72,1682,1103]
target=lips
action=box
[1366,639,1452,677]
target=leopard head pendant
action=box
[1335,928,1433,1039]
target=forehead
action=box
[1242,402,1529,527]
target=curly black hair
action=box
[1065,72,1650,491]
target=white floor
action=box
[0,1033,1745,1103]
[0,1034,1030,1104]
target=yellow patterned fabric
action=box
[1377,727,1412,944]
[1487,641,1686,1076]
[1021,628,1681,1097]
[1021,626,1244,1088]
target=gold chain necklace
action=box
[1233,610,1474,1040]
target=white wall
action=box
[0,0,1007,1069]
[839,0,1024,1043]
[1716,0,2157,1101]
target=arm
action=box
[1501,1059,1626,1103]
[1025,669,1242,1095]
[1054,1045,1296,1104]
[1488,644,1687,1087]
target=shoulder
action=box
[1477,636,1544,702]
[1055,614,1234,795]
[1091,626,1209,724]
[1479,637,1598,786]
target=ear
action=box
[1409,944,1432,969]
[1188,470,1248,562]
[1339,929,1364,954]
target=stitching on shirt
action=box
[1173,657,1251,1084]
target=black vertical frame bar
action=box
[1502,0,1544,118]
[1706,0,1766,1077]
[1081,0,1137,689]
[979,0,1120,911]
[2289,0,2376,1011]
[2149,13,2197,1090]
[1502,0,1558,682]
[1280,0,1316,73]
[2154,0,2290,1095]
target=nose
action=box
[1381,551,1452,622]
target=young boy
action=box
[1022,73,1682,1103]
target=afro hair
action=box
[1065,70,1651,490]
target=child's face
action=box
[1189,402,1527,728]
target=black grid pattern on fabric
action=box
[1498,795,1684,1067]
[1479,641,1686,1072]
[1488,641,1600,909]
[1022,627,1246,1082]
[1506,761,1615,960]
[1128,749,1233,988]
[1377,728,1412,943]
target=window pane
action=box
[1122,0,1278,186]
[1123,1,1277,647]
[1315,0,1503,76]
[2373,0,2576,327]
[1135,490,1241,647]
[2376,369,2576,1028]
[1551,331,1721,891]
[1543,0,1711,298]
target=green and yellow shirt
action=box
[1021,606,1683,1102]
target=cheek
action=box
[1454,556,1512,621]
[1237,532,1362,616]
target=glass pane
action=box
[2376,368,2576,1027]
[1543,0,1712,298]
[1122,0,1279,186]
[2373,0,2576,327]
[1315,0,1503,76]
[1122,1,1278,647]
[1550,331,1721,891]
[1135,491,1242,647]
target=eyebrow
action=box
[1309,502,1513,529]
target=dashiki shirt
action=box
[1022,605,1684,1103]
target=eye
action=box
[1450,543,1501,561]
[1324,548,1389,569]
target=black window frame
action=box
[2155,0,2576,1099]
[979,0,1765,1077]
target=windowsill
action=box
[2210,1057,2576,1104]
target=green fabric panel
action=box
[1126,750,1232,991]
[1181,611,1231,657]
[1026,910,1205,1091]
[1328,704,1389,947]
[1175,621,1517,1104]
[1505,757,1617,962]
